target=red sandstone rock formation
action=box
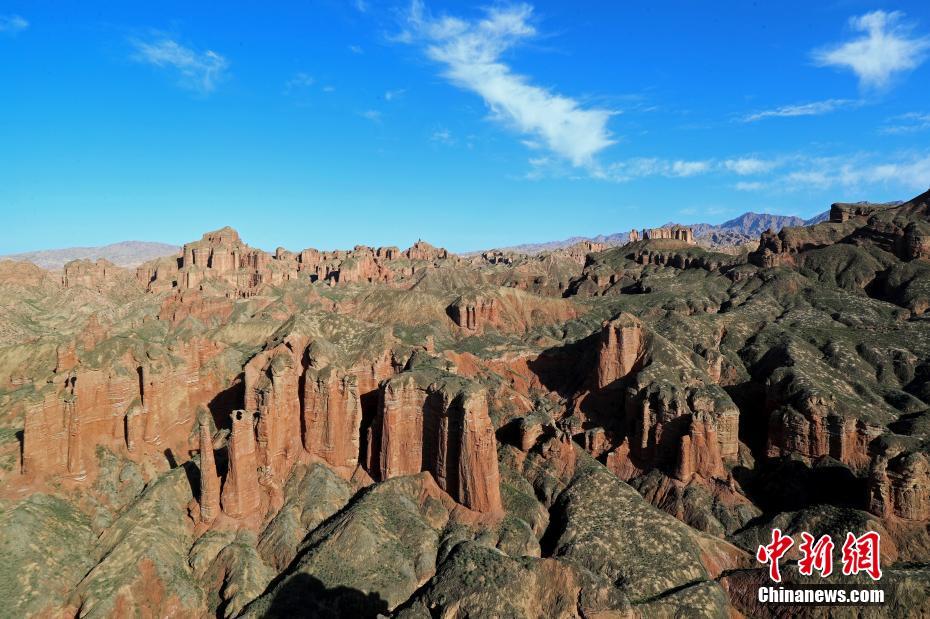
[303,366,363,471]
[642,226,695,244]
[674,412,727,482]
[55,343,77,373]
[376,373,502,513]
[869,449,930,521]
[628,229,640,243]
[596,314,645,389]
[405,240,449,261]
[21,335,226,484]
[62,259,128,290]
[765,396,876,471]
[448,296,501,331]
[221,410,262,519]
[198,418,220,524]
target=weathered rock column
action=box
[198,418,220,524]
[221,410,261,519]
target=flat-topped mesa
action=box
[376,372,503,513]
[642,226,695,244]
[221,410,262,519]
[448,295,501,331]
[405,240,449,262]
[829,201,899,223]
[596,313,645,389]
[62,259,127,290]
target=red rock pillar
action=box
[378,376,426,480]
[596,314,644,389]
[221,410,261,519]
[199,419,220,524]
[303,367,362,470]
[456,389,503,514]
[65,399,86,481]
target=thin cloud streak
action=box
[0,14,28,33]
[131,37,229,94]
[742,99,856,122]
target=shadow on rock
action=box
[262,573,389,619]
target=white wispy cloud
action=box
[349,44,364,54]
[430,128,455,145]
[131,38,229,94]
[285,72,315,93]
[360,109,382,122]
[813,11,930,89]
[723,157,777,175]
[881,112,930,135]
[384,88,406,101]
[0,14,28,33]
[598,158,714,182]
[354,0,369,13]
[742,99,855,122]
[732,152,930,193]
[400,1,615,168]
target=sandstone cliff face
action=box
[376,372,502,513]
[596,313,645,389]
[62,259,128,291]
[675,412,727,482]
[303,366,362,471]
[21,336,225,483]
[448,295,501,331]
[221,410,262,519]
[642,226,695,244]
[763,369,878,471]
[869,447,930,521]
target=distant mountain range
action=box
[0,210,835,268]
[489,210,830,254]
[1,241,179,270]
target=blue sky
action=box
[2,1,930,253]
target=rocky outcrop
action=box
[448,295,501,331]
[21,337,226,483]
[642,226,695,244]
[830,201,898,223]
[674,412,727,482]
[404,240,448,261]
[198,418,220,524]
[136,228,458,294]
[303,367,362,471]
[62,259,128,290]
[376,372,502,513]
[221,410,262,520]
[904,222,930,261]
[596,313,645,389]
[868,448,930,521]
